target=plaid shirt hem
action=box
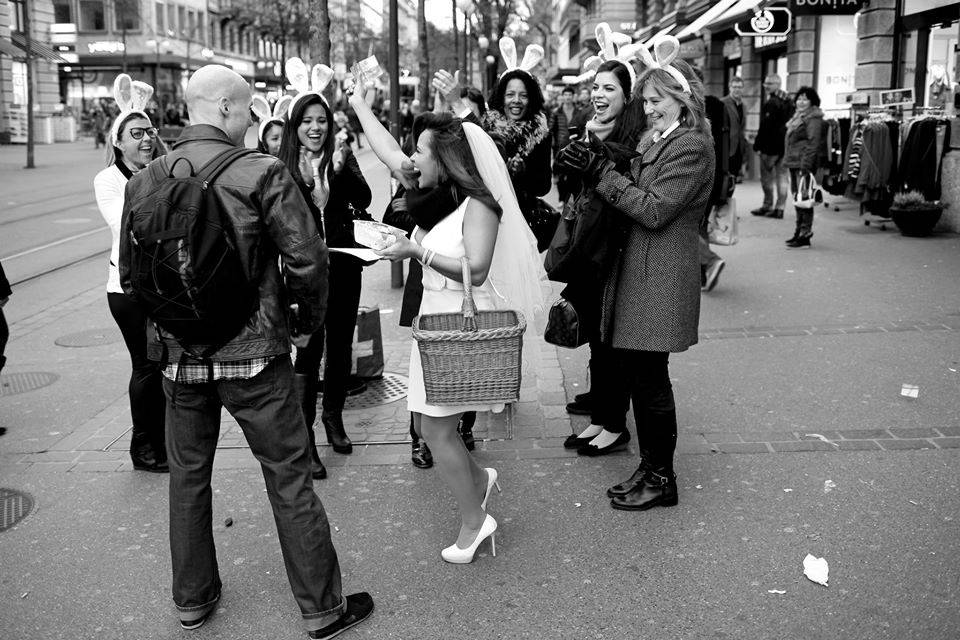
[162,356,274,384]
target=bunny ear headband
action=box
[498,37,544,79]
[636,35,690,94]
[109,73,155,146]
[285,57,335,118]
[252,94,293,141]
[581,23,639,90]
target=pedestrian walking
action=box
[550,85,586,204]
[554,27,646,456]
[783,87,826,248]
[698,68,729,293]
[93,74,170,473]
[559,37,713,511]
[278,59,373,478]
[349,74,545,564]
[722,76,748,180]
[751,74,794,219]
[119,64,373,638]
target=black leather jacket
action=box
[119,125,329,362]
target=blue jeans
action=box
[759,153,789,210]
[162,354,346,631]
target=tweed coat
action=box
[593,126,715,352]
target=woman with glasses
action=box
[93,75,169,473]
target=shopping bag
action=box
[351,306,384,379]
[794,172,823,208]
[708,197,739,246]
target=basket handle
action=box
[459,256,479,332]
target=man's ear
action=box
[218,96,231,116]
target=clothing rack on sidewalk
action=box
[843,109,902,228]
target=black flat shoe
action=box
[565,398,593,415]
[132,446,169,473]
[308,592,374,639]
[610,469,678,511]
[563,433,594,449]
[411,441,433,469]
[577,431,630,457]
[606,460,652,498]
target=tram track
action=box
[0,191,97,227]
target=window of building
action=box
[115,0,141,32]
[568,26,580,58]
[197,11,204,43]
[178,6,186,36]
[79,0,106,32]
[53,0,73,24]
[155,2,164,32]
[166,4,176,34]
[10,0,25,32]
[187,10,196,38]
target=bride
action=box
[348,78,544,564]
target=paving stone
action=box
[935,426,960,437]
[770,440,837,452]
[835,440,882,451]
[738,431,798,442]
[676,442,716,455]
[716,442,771,454]
[22,461,76,473]
[698,432,743,443]
[838,428,893,440]
[518,448,578,460]
[480,439,538,450]
[797,430,843,441]
[539,392,569,405]
[18,451,82,463]
[542,405,568,419]
[932,438,960,449]
[883,325,920,332]
[70,460,125,472]
[888,427,939,438]
[877,439,936,451]
[769,329,811,337]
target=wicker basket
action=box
[412,258,526,405]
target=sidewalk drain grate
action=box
[0,372,60,397]
[0,488,34,532]
[343,373,408,411]
[55,327,122,348]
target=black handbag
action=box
[524,197,560,253]
[544,298,588,349]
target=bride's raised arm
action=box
[347,83,410,174]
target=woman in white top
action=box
[349,80,545,564]
[93,110,168,473]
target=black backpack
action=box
[126,146,260,361]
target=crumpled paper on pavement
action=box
[803,554,829,586]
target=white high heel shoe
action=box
[481,467,502,511]
[441,514,497,564]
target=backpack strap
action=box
[196,147,257,186]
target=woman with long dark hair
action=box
[93,74,169,472]
[277,88,372,480]
[559,37,714,511]
[349,75,545,564]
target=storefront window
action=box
[925,23,956,108]
[900,31,918,100]
[53,0,73,24]
[79,0,106,32]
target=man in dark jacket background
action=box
[119,64,373,639]
[751,74,794,218]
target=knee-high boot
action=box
[294,373,326,480]
[787,208,814,247]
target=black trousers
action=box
[294,254,362,415]
[0,306,8,373]
[611,349,677,471]
[589,340,628,433]
[107,292,166,455]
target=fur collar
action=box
[480,110,549,169]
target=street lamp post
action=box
[145,36,170,126]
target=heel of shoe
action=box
[489,533,496,557]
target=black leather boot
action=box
[294,374,326,479]
[458,412,476,451]
[610,467,678,511]
[131,439,169,473]
[606,453,652,498]
[321,411,353,454]
[787,209,813,247]
[785,216,802,244]
[305,423,327,480]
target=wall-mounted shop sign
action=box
[837,91,870,105]
[790,0,864,15]
[723,38,742,60]
[87,41,125,54]
[735,8,792,37]
[879,88,915,107]
[679,38,706,59]
[753,35,789,50]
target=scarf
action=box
[404,181,463,231]
[480,109,549,173]
[585,115,616,141]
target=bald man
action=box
[119,65,374,638]
[751,74,794,218]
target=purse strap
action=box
[459,256,479,332]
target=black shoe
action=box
[132,446,169,473]
[766,208,784,219]
[610,469,678,511]
[411,441,433,469]
[308,592,374,640]
[321,413,353,454]
[606,459,653,498]
[458,412,476,451]
[786,236,811,248]
[345,376,368,397]
[563,432,594,449]
[180,591,221,630]
[578,431,630,457]
[573,391,591,404]
[750,207,771,216]
[565,398,593,415]
[311,458,327,480]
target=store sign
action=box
[50,23,77,44]
[722,38,742,60]
[790,0,864,15]
[753,35,789,50]
[679,38,706,59]
[87,41,125,54]
[735,8,792,37]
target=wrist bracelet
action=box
[425,250,437,268]
[418,246,429,265]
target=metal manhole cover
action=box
[0,488,34,532]
[0,372,60,396]
[55,327,122,348]
[343,373,408,411]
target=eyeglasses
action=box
[127,127,159,140]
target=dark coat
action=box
[721,95,747,160]
[300,152,372,249]
[120,125,328,362]
[0,260,10,299]
[754,90,794,156]
[550,104,584,154]
[783,106,826,172]
[593,127,715,352]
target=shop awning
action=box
[9,32,67,62]
[0,37,20,57]
[674,0,742,39]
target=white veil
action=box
[461,121,549,371]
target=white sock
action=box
[588,429,622,448]
[576,424,603,439]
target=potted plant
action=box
[889,190,946,237]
